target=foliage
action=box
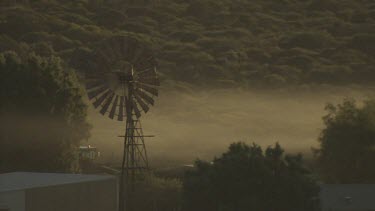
[128,174,182,211]
[0,51,90,172]
[279,32,337,50]
[314,99,375,183]
[348,33,375,56]
[0,0,374,88]
[183,142,319,211]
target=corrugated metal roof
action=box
[0,172,115,192]
[320,184,375,210]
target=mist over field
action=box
[2,0,375,210]
[88,84,375,167]
[2,0,375,168]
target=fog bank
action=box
[87,85,375,167]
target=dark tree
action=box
[0,51,90,173]
[183,142,319,211]
[314,99,375,183]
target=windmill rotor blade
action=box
[86,80,104,90]
[95,51,113,72]
[85,75,101,80]
[134,94,149,113]
[97,48,110,62]
[99,42,117,63]
[135,67,153,75]
[134,56,151,69]
[136,83,158,96]
[117,36,126,57]
[93,90,112,108]
[86,35,159,121]
[131,44,145,63]
[118,96,125,121]
[120,37,130,60]
[87,85,109,99]
[109,95,119,119]
[135,89,154,105]
[136,68,157,79]
[134,56,156,70]
[138,77,160,86]
[100,92,115,115]
[132,99,142,118]
[85,72,107,79]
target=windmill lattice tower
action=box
[84,35,159,211]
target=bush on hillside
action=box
[279,32,337,50]
[348,33,375,56]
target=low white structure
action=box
[79,145,100,160]
[0,172,117,211]
[320,184,375,211]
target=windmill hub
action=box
[117,71,133,84]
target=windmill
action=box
[84,35,159,211]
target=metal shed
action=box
[0,172,117,211]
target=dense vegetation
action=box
[128,174,182,211]
[0,51,90,172]
[183,142,319,211]
[127,142,319,211]
[1,0,375,88]
[314,99,375,183]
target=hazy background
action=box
[2,0,375,169]
[87,84,375,168]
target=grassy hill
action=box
[1,0,374,88]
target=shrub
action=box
[94,7,127,28]
[264,73,287,88]
[30,42,55,57]
[168,31,201,42]
[348,33,375,56]
[279,32,337,50]
[183,142,319,211]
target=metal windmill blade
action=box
[85,35,159,121]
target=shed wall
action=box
[0,190,25,211]
[25,179,117,211]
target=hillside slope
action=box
[1,0,374,88]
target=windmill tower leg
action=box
[119,118,129,211]
[119,113,149,211]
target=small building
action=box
[79,145,100,161]
[320,184,375,211]
[78,145,101,173]
[0,172,117,211]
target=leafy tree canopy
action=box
[315,99,375,183]
[183,142,319,211]
[0,51,90,173]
